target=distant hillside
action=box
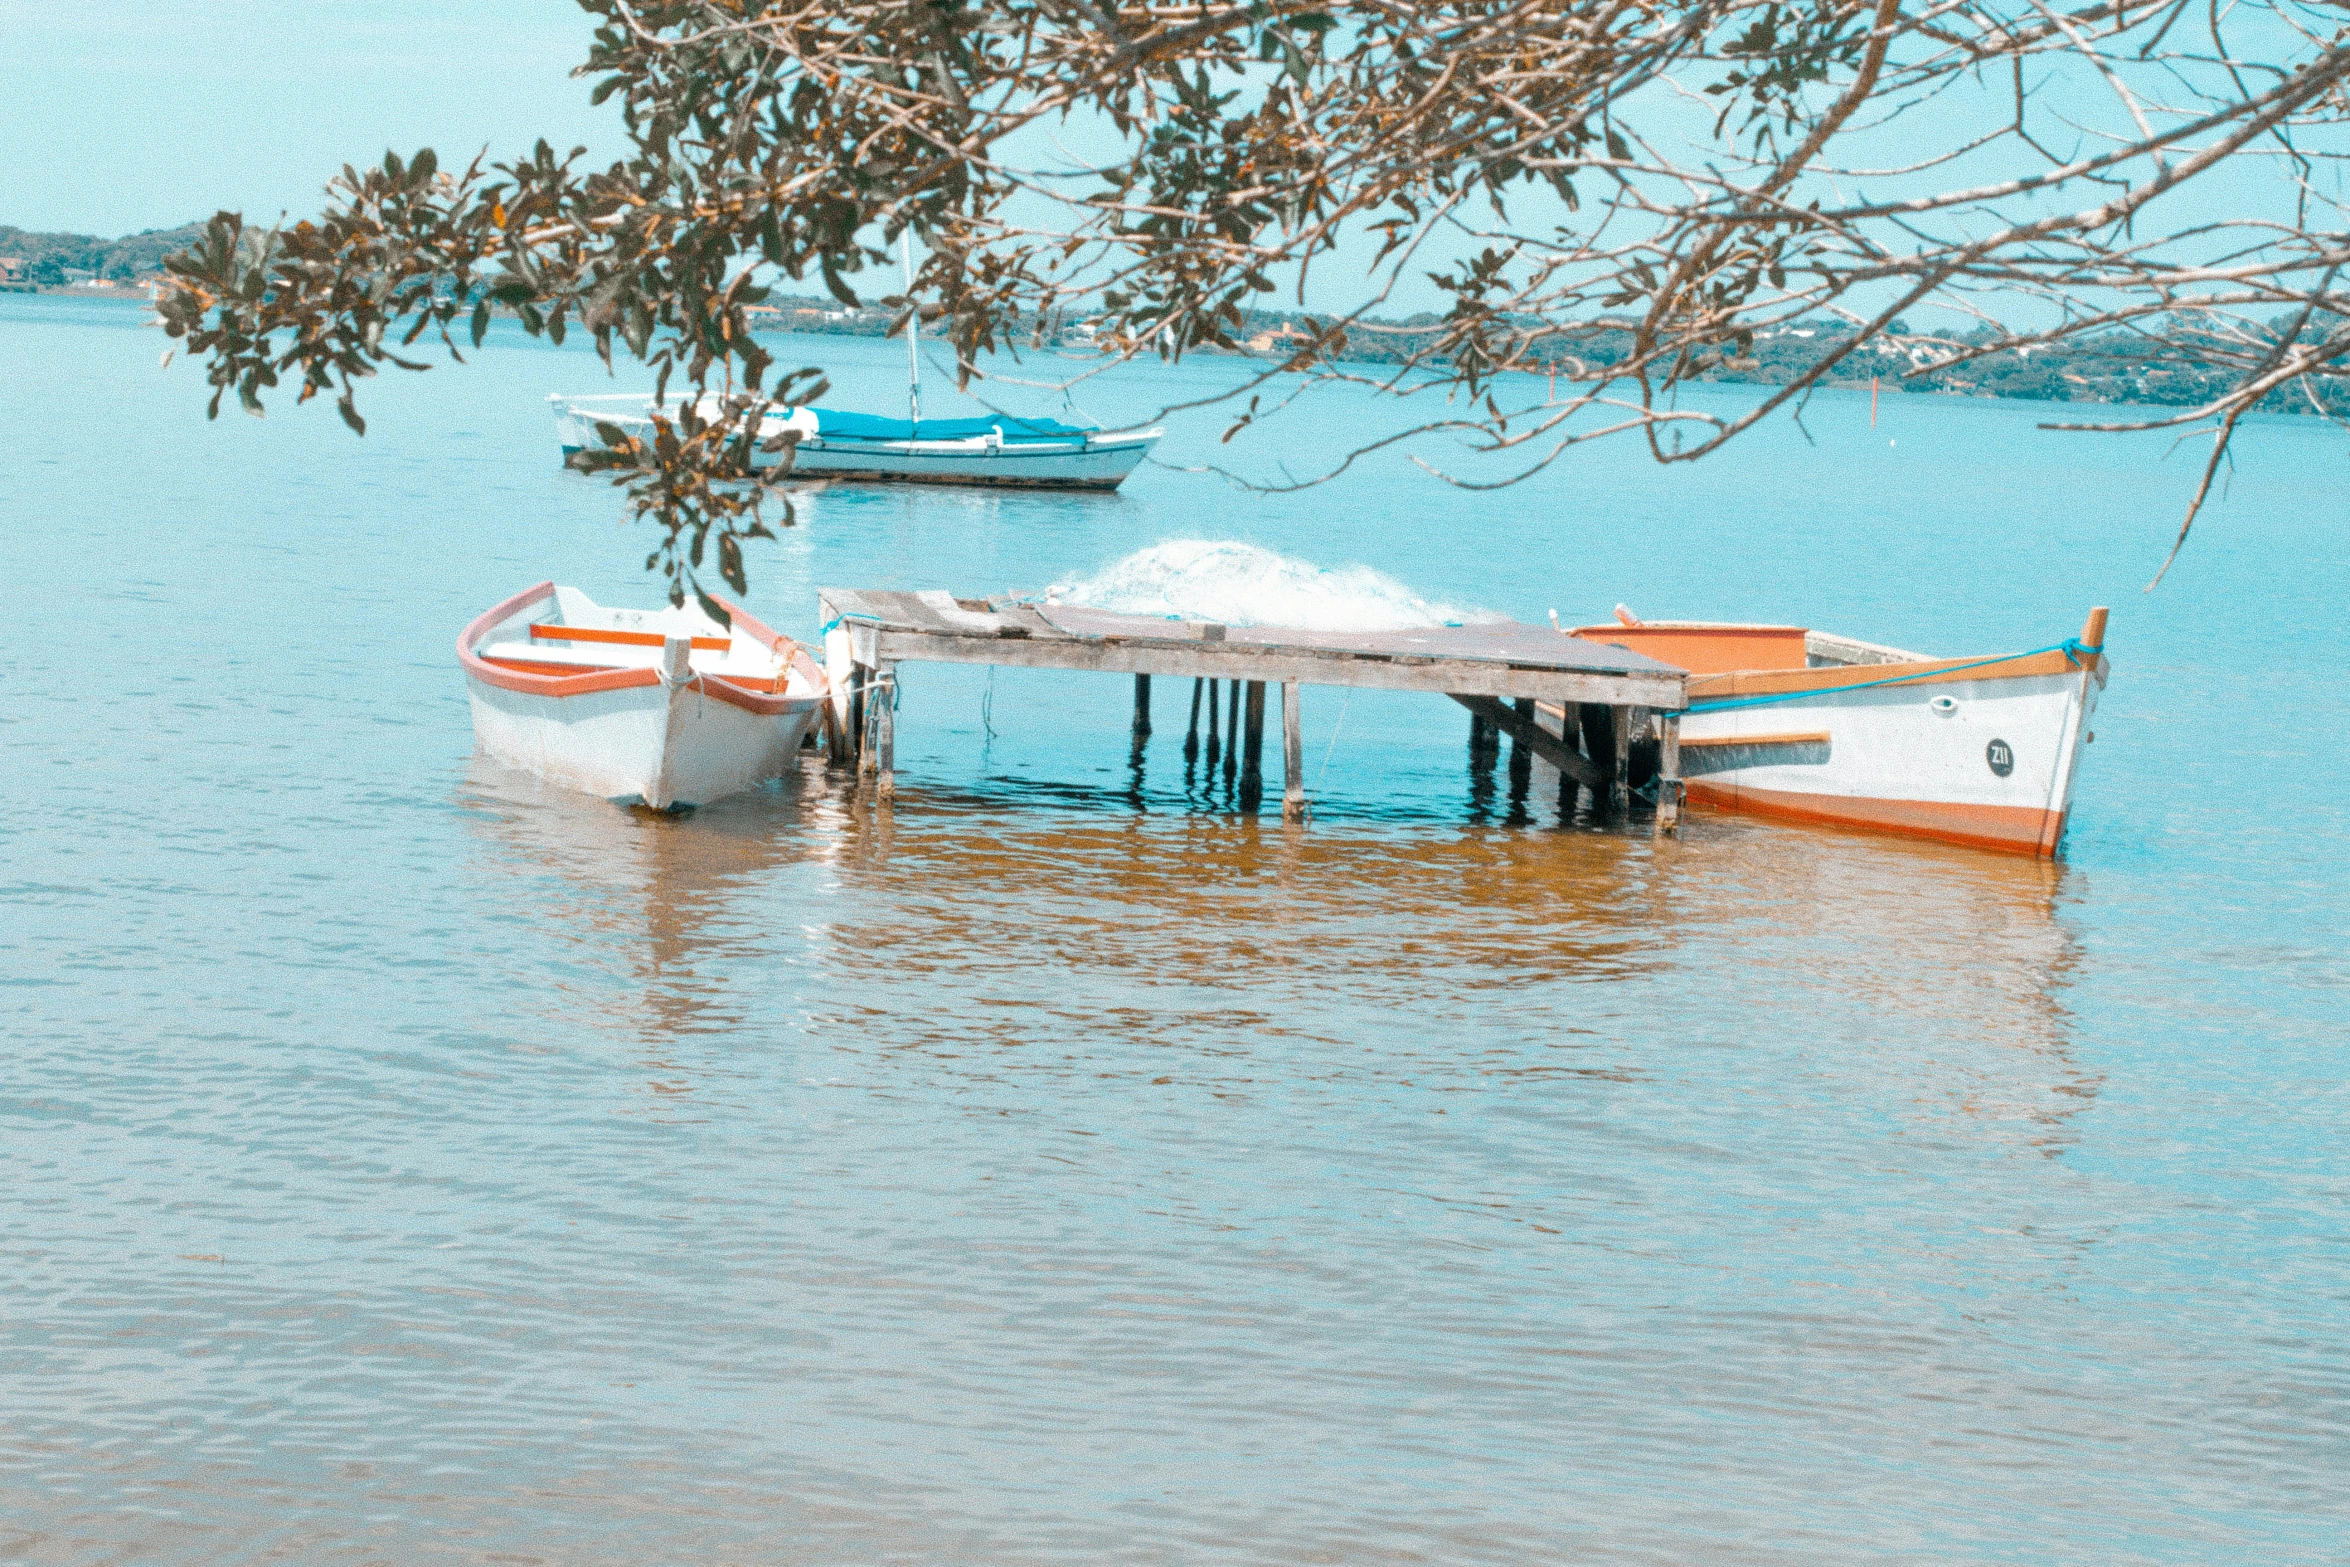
[0,221,206,284]
[8,220,2324,415]
[1217,308,2340,416]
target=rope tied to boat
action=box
[1681,637,2100,717]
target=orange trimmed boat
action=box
[459,582,829,809]
[1572,608,2110,857]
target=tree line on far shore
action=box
[4,221,2328,418]
[0,221,206,284]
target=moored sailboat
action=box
[550,395,1161,490]
[551,231,1162,490]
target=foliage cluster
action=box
[153,0,2350,596]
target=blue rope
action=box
[815,612,883,640]
[1681,638,2100,716]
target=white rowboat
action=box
[460,582,829,809]
[1572,609,2111,857]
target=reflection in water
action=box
[460,747,2094,1151]
[459,753,854,1087]
[16,300,2343,1565]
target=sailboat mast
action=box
[903,229,921,430]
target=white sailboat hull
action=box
[770,432,1156,489]
[551,396,1158,490]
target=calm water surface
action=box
[3,295,2345,1563]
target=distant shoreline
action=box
[8,287,2320,426]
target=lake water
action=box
[3,294,2345,1563]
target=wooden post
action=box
[1184,677,1204,760]
[1240,680,1266,805]
[1655,712,1682,834]
[1554,702,1585,819]
[1132,673,1152,742]
[849,664,871,773]
[1281,680,1304,821]
[1468,711,1491,758]
[1224,678,1242,782]
[1507,696,1536,796]
[1577,703,1611,809]
[872,663,896,798]
[1611,705,1632,813]
[1205,678,1221,764]
[821,608,856,767]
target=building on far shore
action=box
[0,257,37,293]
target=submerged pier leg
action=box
[1655,713,1682,835]
[1468,712,1491,758]
[1132,674,1153,745]
[1281,681,1305,821]
[1577,704,1615,814]
[1205,679,1222,766]
[863,663,896,797]
[1240,681,1266,807]
[1611,705,1632,813]
[850,665,872,775]
[1507,696,1536,803]
[1184,678,1204,761]
[1224,680,1242,785]
[1553,702,1585,821]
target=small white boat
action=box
[550,395,1161,490]
[554,234,1158,491]
[1573,609,2110,856]
[459,582,829,809]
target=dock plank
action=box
[818,590,1687,710]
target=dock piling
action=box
[1655,713,1682,834]
[1224,680,1242,785]
[855,662,874,770]
[1132,673,1152,744]
[859,663,897,796]
[1555,703,1585,822]
[1281,680,1305,821]
[1205,678,1221,765]
[1611,705,1633,813]
[876,667,897,797]
[1507,697,1536,798]
[1184,678,1204,760]
[1240,681,1266,807]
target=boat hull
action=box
[466,675,818,809]
[552,398,1157,490]
[765,435,1154,489]
[1678,654,2103,857]
[460,582,825,809]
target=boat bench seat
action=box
[479,640,793,694]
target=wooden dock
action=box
[815,589,1691,827]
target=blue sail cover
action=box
[808,407,1097,443]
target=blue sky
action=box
[0,3,618,236]
[3,4,2318,328]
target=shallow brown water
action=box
[3,295,2344,1563]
